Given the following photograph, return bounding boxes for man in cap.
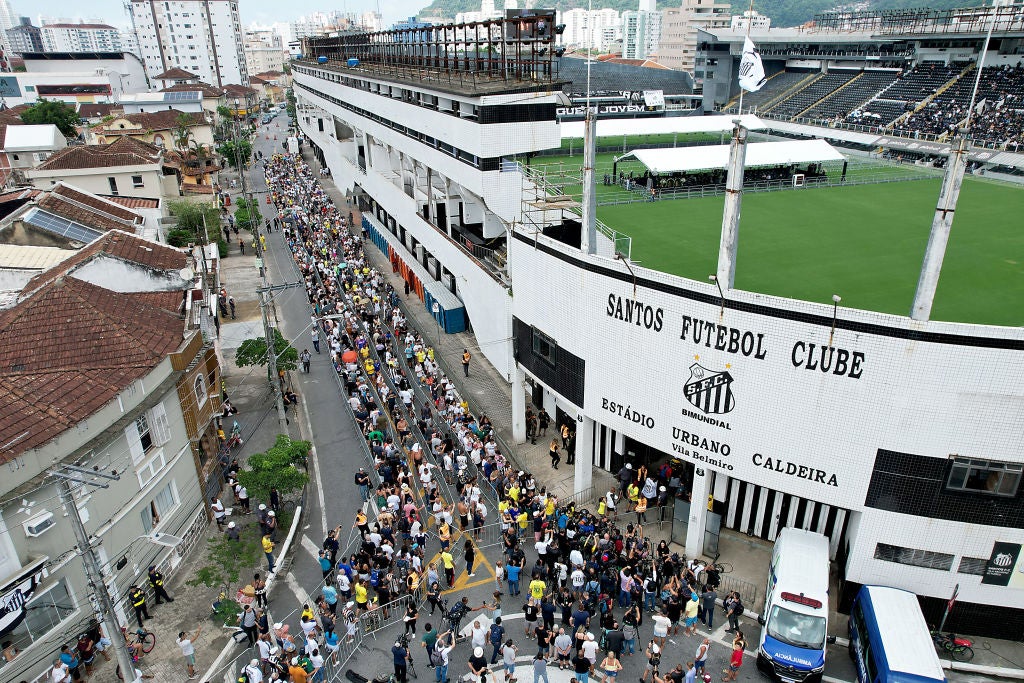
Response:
[242,657,263,682]
[289,656,309,683]
[148,565,173,604]
[226,521,240,541]
[128,584,149,628]
[468,646,489,683]
[393,638,410,683]
[355,467,370,501]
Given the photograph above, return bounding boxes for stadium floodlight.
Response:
[554,47,566,58]
[555,24,566,35]
[829,294,842,348]
[709,275,725,321]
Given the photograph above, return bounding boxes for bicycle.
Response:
[693,555,733,588]
[123,626,156,654]
[931,631,974,661]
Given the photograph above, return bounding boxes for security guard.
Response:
[128,585,149,628]
[148,565,174,604]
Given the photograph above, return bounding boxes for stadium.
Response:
[294,3,1024,640]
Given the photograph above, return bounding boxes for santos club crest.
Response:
[684,363,735,415]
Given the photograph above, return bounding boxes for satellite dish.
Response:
[178,267,195,281]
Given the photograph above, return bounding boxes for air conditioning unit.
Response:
[24,511,55,538]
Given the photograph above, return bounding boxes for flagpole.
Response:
[736,0,755,114]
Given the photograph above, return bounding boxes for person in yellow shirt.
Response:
[261,535,275,573]
[544,497,556,519]
[406,569,420,597]
[517,511,529,535]
[364,357,375,376]
[354,579,368,612]
[438,522,451,550]
[529,577,546,601]
[626,482,641,510]
[440,550,455,588]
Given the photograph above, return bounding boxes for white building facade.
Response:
[622,10,662,60]
[129,0,247,88]
[40,23,122,52]
[558,8,621,52]
[292,54,562,380]
[506,221,1024,637]
[244,27,284,76]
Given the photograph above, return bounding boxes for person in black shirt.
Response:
[468,646,489,682]
[572,651,592,681]
[605,623,624,656]
[655,663,685,683]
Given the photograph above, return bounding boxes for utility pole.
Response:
[53,468,140,683]
[259,282,292,434]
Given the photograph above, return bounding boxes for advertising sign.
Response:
[0,76,21,99]
[982,542,1024,587]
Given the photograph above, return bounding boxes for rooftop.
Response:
[41,22,117,30]
[35,182,143,233]
[33,137,163,172]
[557,56,692,96]
[77,103,118,119]
[0,273,186,462]
[3,124,65,152]
[98,109,207,134]
[154,67,199,80]
[160,82,225,98]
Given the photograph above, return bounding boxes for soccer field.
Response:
[596,178,1024,327]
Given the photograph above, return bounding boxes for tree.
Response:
[218,138,253,169]
[237,434,310,503]
[186,534,259,625]
[167,200,220,244]
[235,328,299,373]
[216,104,233,121]
[21,99,79,137]
[234,197,261,232]
[172,113,196,151]
[286,89,296,119]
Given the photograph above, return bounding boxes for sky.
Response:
[23,0,431,31]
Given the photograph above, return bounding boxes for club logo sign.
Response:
[0,573,39,638]
[993,553,1015,567]
[684,363,735,415]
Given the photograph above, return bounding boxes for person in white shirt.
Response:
[243,658,264,683]
[176,625,202,679]
[50,660,70,683]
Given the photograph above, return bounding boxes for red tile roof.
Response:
[78,103,117,118]
[33,138,162,172]
[0,104,31,127]
[249,76,268,85]
[160,82,225,98]
[33,183,143,233]
[22,229,186,295]
[99,110,207,134]
[100,195,160,209]
[0,276,187,462]
[223,84,258,97]
[154,67,198,80]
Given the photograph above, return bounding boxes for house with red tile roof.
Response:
[0,228,221,680]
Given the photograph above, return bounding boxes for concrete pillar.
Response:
[911,136,969,321]
[574,414,594,496]
[716,122,748,290]
[543,389,556,418]
[425,166,434,225]
[511,366,527,443]
[580,112,598,255]
[686,468,712,559]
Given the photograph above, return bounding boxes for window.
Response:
[874,543,954,571]
[947,457,1022,497]
[532,328,556,367]
[140,481,178,531]
[1,578,76,656]
[107,177,118,195]
[194,374,207,407]
[957,556,988,576]
[131,174,144,188]
[126,403,172,486]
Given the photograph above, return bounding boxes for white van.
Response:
[757,528,832,683]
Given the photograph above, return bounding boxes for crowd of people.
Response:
[246,151,752,683]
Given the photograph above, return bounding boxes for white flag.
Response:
[738,37,767,92]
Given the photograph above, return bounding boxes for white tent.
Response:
[559,114,765,139]
[617,139,845,174]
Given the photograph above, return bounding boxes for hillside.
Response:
[418,0,987,30]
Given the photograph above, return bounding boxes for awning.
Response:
[616,139,845,174]
[560,114,765,139]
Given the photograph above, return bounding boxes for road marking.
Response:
[286,571,311,606]
[301,534,321,563]
[297,354,328,536]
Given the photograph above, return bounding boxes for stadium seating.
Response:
[735,71,814,112]
[768,72,857,117]
[847,99,910,126]
[877,63,963,102]
[803,70,901,120]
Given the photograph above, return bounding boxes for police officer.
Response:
[128,585,149,628]
[148,566,174,604]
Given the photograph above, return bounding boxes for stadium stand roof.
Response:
[556,56,693,96]
[561,114,765,139]
[617,139,845,174]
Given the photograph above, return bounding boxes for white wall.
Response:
[28,167,172,200]
[509,230,1024,606]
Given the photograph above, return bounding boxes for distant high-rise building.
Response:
[638,0,657,12]
[40,22,122,52]
[657,0,731,73]
[730,10,770,31]
[622,5,662,60]
[557,8,621,53]
[129,0,247,88]
[0,0,16,34]
[7,17,42,54]
[244,27,284,76]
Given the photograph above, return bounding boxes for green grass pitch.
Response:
[596,179,1024,327]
